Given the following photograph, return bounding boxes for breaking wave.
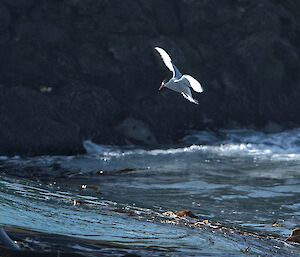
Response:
[83,129,300,161]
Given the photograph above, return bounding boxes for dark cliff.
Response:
[0,0,300,155]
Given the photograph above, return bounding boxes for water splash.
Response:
[82,129,300,161]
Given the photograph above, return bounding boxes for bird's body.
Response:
[164,75,199,104]
[154,47,203,104]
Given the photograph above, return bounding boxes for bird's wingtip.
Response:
[197,86,204,94]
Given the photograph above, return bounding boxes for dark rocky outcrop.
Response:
[0,0,300,155]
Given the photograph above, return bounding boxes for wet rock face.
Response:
[0,86,81,155]
[0,84,120,155]
[0,0,300,154]
[0,4,10,33]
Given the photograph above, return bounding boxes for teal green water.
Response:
[1,129,300,256]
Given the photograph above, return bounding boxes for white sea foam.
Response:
[83,129,300,161]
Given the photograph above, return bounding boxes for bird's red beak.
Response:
[159,82,164,90]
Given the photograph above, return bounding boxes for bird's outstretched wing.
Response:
[183,75,203,93]
[154,47,182,78]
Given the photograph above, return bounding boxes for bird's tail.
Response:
[181,92,198,104]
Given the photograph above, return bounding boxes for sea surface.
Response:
[1,129,300,256]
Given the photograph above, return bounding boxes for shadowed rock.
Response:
[116,118,157,145]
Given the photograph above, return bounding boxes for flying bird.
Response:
[154,47,203,104]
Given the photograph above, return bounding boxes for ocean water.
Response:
[1,129,300,256]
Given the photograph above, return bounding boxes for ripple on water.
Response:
[1,129,300,255]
